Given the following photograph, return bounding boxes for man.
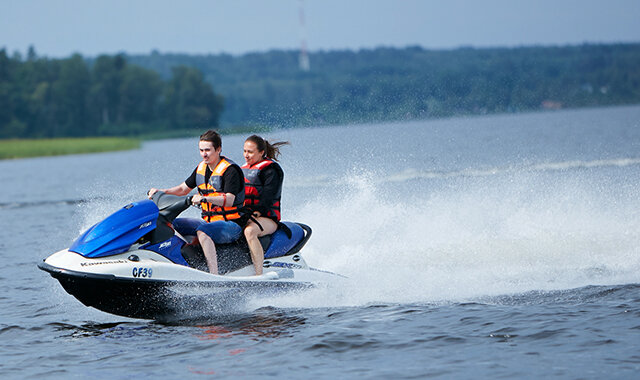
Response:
[148,130,245,274]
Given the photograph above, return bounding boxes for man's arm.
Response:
[192,166,242,207]
[192,193,236,207]
[148,182,192,198]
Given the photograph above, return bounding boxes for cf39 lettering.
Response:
[132,267,153,278]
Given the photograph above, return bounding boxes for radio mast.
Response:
[298,0,310,71]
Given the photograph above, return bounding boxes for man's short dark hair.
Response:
[200,130,221,149]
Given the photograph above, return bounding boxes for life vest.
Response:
[195,157,245,222]
[241,159,282,221]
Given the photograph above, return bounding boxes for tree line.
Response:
[1,43,639,138]
[0,47,223,138]
[129,43,640,127]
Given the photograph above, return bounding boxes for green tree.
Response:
[163,65,224,129]
[120,65,163,124]
[50,54,91,137]
[0,49,19,137]
[89,54,126,128]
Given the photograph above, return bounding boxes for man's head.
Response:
[199,130,222,165]
[200,129,221,149]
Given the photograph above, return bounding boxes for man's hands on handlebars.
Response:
[147,188,159,198]
[191,194,207,205]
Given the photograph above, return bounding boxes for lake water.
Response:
[1,105,640,378]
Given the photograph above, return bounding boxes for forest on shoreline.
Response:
[0,50,222,139]
[2,43,639,139]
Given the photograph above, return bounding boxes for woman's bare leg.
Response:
[244,217,278,275]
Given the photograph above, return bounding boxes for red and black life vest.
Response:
[241,159,282,221]
[195,158,245,222]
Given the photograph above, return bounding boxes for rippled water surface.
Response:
[1,106,640,378]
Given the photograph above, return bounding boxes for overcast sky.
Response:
[2,0,640,58]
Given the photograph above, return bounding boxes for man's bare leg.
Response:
[197,230,218,274]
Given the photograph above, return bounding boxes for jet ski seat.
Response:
[173,218,272,249]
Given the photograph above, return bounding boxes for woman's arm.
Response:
[257,164,283,214]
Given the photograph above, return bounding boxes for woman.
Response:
[241,135,289,275]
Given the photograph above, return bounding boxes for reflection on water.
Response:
[191,308,307,341]
[50,322,120,338]
[48,308,307,342]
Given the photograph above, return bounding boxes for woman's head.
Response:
[243,135,289,165]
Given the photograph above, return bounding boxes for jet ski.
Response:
[38,191,343,320]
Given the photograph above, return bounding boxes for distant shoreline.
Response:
[5,103,639,160]
[0,125,271,160]
[0,137,141,160]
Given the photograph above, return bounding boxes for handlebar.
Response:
[150,191,194,222]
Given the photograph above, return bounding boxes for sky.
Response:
[2,0,640,58]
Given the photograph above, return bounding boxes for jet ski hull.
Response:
[39,261,313,320]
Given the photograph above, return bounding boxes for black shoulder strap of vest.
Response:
[248,214,264,232]
[204,165,214,187]
[278,222,292,239]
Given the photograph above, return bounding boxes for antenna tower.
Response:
[298,0,310,71]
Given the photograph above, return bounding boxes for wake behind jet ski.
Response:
[38,192,343,320]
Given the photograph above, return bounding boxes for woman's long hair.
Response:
[246,135,289,161]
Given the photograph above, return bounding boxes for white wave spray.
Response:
[259,169,640,308]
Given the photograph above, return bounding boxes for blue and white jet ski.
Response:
[38,192,342,320]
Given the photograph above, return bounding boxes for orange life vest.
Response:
[241,159,282,221]
[195,158,245,222]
